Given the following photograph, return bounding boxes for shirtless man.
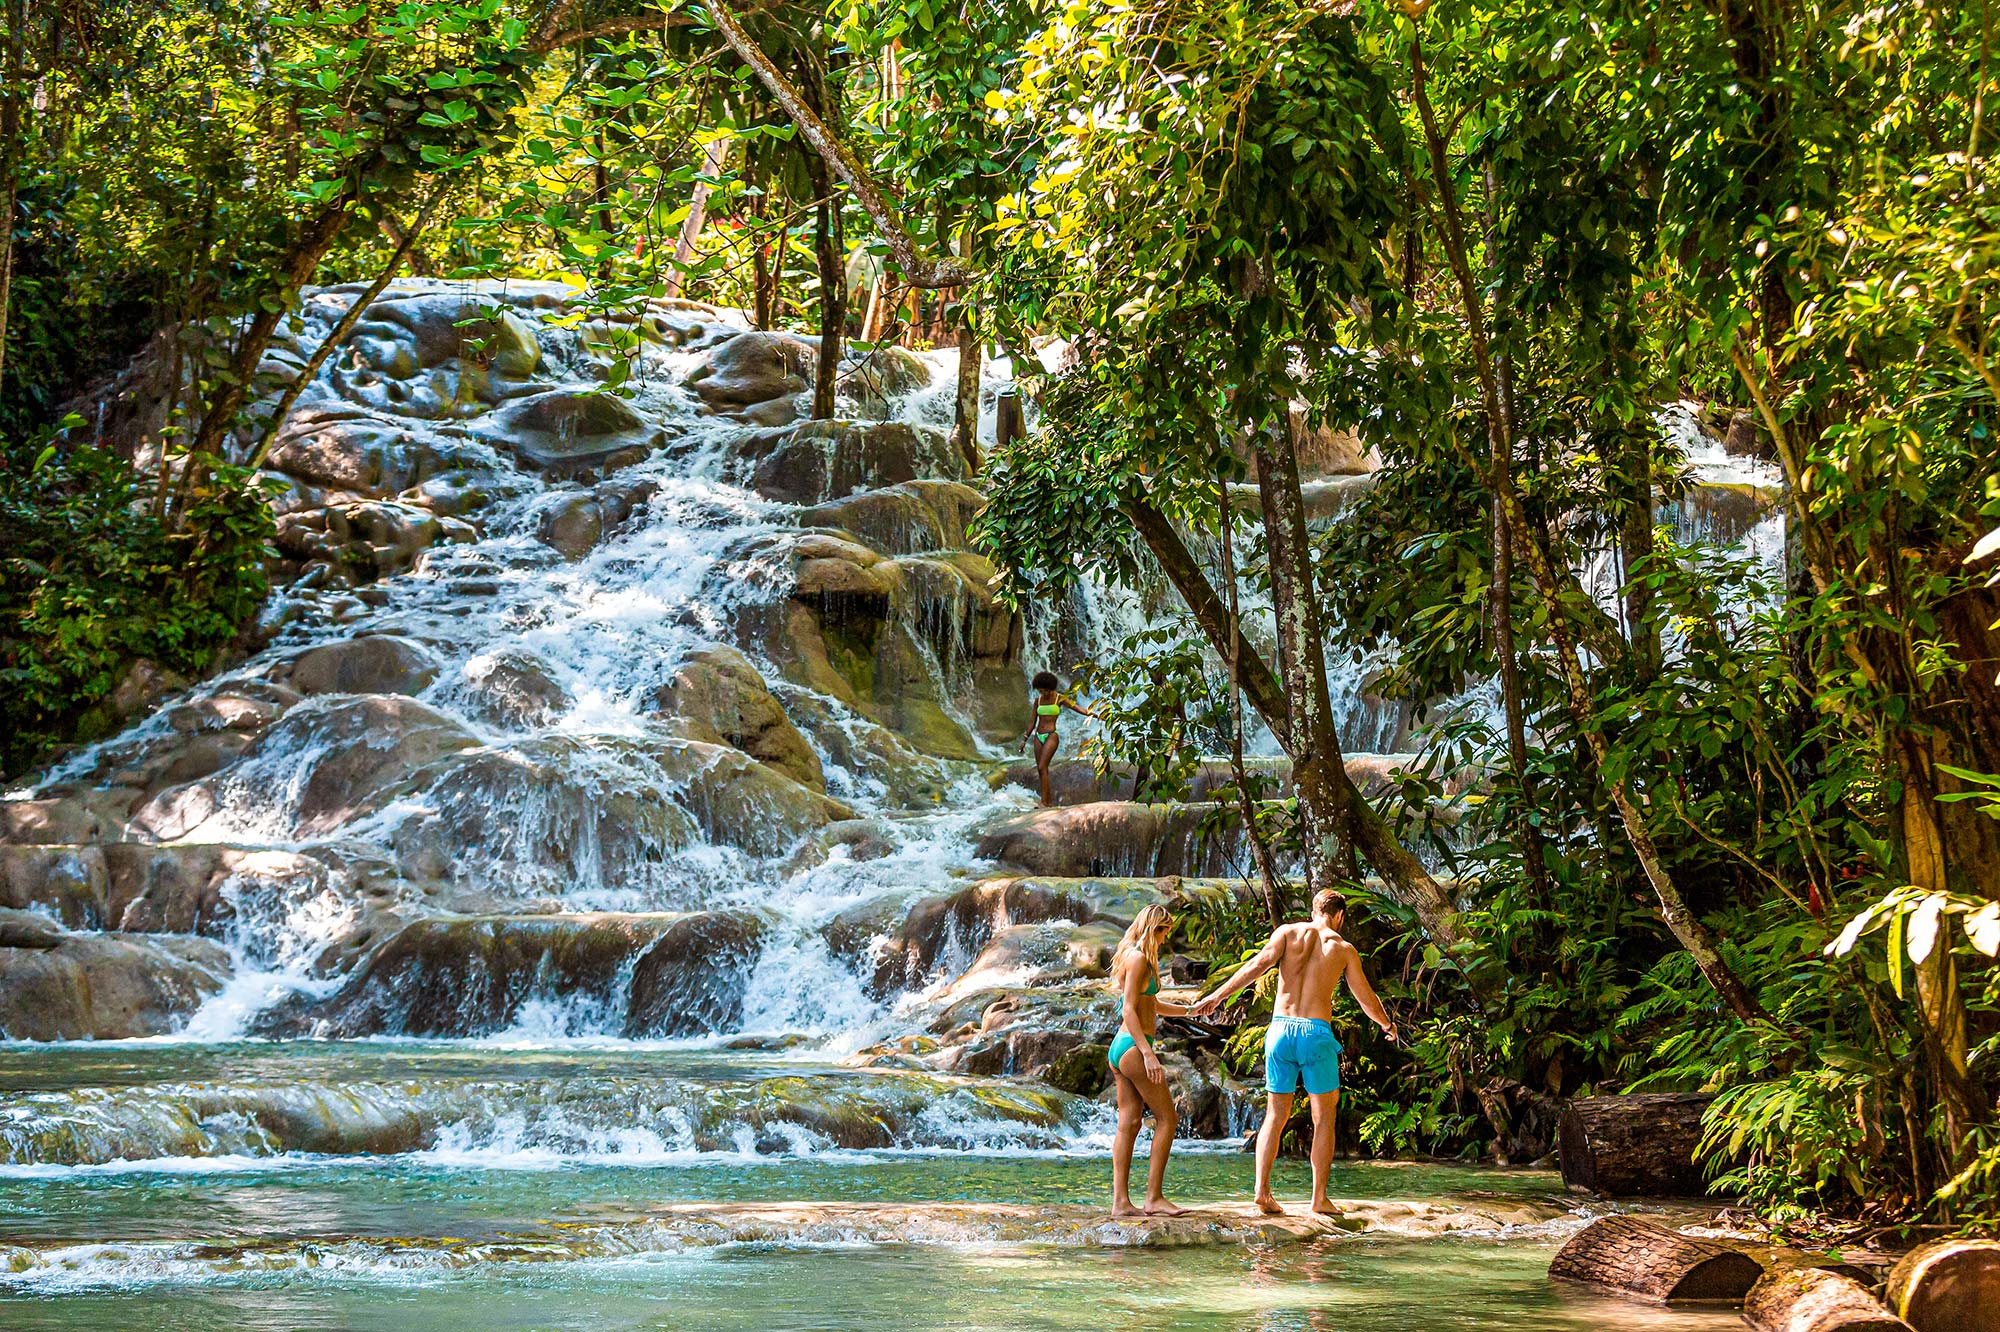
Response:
[1189,888,1397,1215]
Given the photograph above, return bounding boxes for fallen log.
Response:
[1884,1238,2000,1332]
[1746,1267,1913,1332]
[1557,1092,1715,1196]
[1547,1215,1762,1302]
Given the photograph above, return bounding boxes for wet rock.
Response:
[160,686,297,737]
[798,479,987,556]
[263,409,476,497]
[538,492,604,560]
[0,932,230,1040]
[626,910,772,1037]
[363,734,846,889]
[106,658,190,724]
[276,498,476,581]
[0,845,109,927]
[101,843,337,937]
[402,468,533,518]
[975,802,1261,879]
[1723,410,1774,460]
[132,696,481,841]
[475,388,665,476]
[458,647,573,729]
[860,878,1100,994]
[747,420,966,505]
[653,645,824,791]
[686,330,817,424]
[771,685,959,806]
[1042,1040,1113,1096]
[263,909,767,1039]
[0,907,65,949]
[367,736,701,890]
[274,635,442,697]
[818,818,894,862]
[0,794,133,846]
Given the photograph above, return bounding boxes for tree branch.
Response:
[703,0,974,288]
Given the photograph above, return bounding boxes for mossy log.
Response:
[1547,1215,1762,1302]
[1884,1238,2000,1332]
[1746,1267,1913,1332]
[1557,1092,1714,1196]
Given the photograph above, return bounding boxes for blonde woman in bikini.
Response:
[1107,903,1190,1217]
[1023,671,1096,807]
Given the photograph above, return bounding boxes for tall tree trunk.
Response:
[1120,491,1476,964]
[747,153,777,331]
[953,302,980,474]
[663,136,727,299]
[797,57,843,420]
[1614,422,1661,683]
[1250,413,1341,895]
[1218,474,1287,925]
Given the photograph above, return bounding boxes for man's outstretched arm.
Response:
[1343,946,1398,1042]
[1190,930,1284,1018]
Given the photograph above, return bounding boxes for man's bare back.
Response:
[1267,921,1359,1023]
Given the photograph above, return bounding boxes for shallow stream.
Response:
[0,1042,1742,1332]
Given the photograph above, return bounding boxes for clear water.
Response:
[0,1043,1738,1332]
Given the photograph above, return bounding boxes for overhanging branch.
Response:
[703,0,975,289]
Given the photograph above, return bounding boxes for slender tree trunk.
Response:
[1614,423,1661,682]
[1896,732,1977,1156]
[808,185,843,419]
[245,184,447,473]
[953,302,980,474]
[1408,28,1764,1022]
[663,136,727,299]
[1121,491,1476,963]
[172,189,360,526]
[747,154,776,330]
[377,210,435,278]
[1251,413,1341,894]
[797,57,844,420]
[1218,473,1286,925]
[705,0,970,288]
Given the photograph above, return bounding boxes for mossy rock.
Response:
[1044,1042,1112,1097]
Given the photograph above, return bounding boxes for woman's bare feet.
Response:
[1111,1200,1145,1218]
[1142,1198,1189,1217]
[1253,1194,1286,1216]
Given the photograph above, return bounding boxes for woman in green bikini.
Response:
[1107,903,1189,1217]
[1023,671,1096,807]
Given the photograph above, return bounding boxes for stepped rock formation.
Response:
[0,279,1291,1160]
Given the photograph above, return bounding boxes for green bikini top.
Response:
[1036,703,1060,716]
[1119,965,1159,1007]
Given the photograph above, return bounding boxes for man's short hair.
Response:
[1312,888,1347,921]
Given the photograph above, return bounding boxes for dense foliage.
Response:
[1,0,1997,1234]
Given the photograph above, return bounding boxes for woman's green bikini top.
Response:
[1119,964,1159,1008]
[1036,702,1060,716]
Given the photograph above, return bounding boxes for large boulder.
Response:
[100,843,338,937]
[130,696,481,842]
[685,330,817,424]
[853,878,1102,994]
[974,802,1257,878]
[260,909,767,1038]
[456,647,574,730]
[654,646,824,791]
[747,420,966,505]
[0,933,230,1040]
[362,734,847,892]
[273,635,442,698]
[263,409,481,497]
[273,500,475,581]
[798,479,986,556]
[0,845,109,927]
[475,388,665,476]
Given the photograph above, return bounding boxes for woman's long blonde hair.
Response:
[1109,904,1173,991]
